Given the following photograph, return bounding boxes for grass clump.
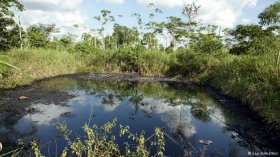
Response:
[0,46,175,88]
[0,48,86,88]
[172,47,280,129]
[207,53,280,127]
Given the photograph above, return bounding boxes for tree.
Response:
[142,32,157,49]
[26,24,59,48]
[229,1,280,55]
[112,24,137,48]
[191,33,224,54]
[0,14,22,51]
[0,0,24,51]
[93,10,115,49]
[0,0,23,77]
[181,1,201,47]
[60,33,75,47]
[182,1,200,33]
[164,16,187,49]
[258,1,280,65]
[145,3,162,50]
[258,1,280,26]
[229,24,280,55]
[0,0,24,16]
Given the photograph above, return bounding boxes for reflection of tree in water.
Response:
[164,97,181,106]
[138,97,197,156]
[100,92,121,112]
[102,93,115,105]
[128,85,144,119]
[138,98,196,139]
[189,98,211,122]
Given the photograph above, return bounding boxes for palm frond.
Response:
[0,60,20,71]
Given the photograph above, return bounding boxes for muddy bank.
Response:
[0,73,187,91]
[79,73,187,83]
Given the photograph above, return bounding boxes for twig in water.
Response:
[145,127,165,143]
[199,140,213,157]
[55,139,58,157]
[0,147,24,157]
[88,103,94,126]
[163,131,180,146]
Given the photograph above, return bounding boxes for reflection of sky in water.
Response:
[6,84,252,156]
[208,106,226,127]
[14,103,72,134]
[138,98,196,138]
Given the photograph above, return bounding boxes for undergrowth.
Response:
[30,119,165,157]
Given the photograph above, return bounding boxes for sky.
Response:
[15,0,278,36]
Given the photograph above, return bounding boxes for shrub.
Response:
[31,119,165,157]
[191,34,224,54]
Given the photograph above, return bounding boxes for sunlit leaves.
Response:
[0,0,24,17]
[259,1,280,26]
[51,119,166,156]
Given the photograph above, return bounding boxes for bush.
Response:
[191,34,224,54]
[69,42,99,55]
[113,46,140,72]
[31,119,165,157]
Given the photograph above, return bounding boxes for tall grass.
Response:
[208,53,280,128]
[76,46,176,76]
[174,49,280,129]
[0,48,86,88]
[0,47,175,88]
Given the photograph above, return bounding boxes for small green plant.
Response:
[31,141,44,157]
[31,119,165,157]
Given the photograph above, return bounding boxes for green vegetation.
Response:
[30,119,165,157]
[0,47,175,87]
[0,48,85,87]
[0,0,280,153]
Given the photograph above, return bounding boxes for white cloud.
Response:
[18,0,88,36]
[19,10,88,35]
[22,0,84,11]
[196,0,257,27]
[137,0,183,8]
[97,0,124,4]
[16,0,259,37]
[137,0,258,28]
[241,18,252,24]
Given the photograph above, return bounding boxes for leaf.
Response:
[0,60,20,71]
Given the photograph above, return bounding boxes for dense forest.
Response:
[0,0,280,155]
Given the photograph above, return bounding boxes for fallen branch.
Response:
[145,127,165,143]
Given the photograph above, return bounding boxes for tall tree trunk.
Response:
[109,35,111,47]
[18,16,23,50]
[277,50,280,66]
